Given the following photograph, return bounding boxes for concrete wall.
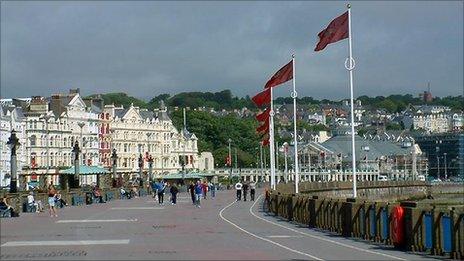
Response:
[277,181,429,201]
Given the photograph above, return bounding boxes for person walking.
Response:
[235,181,243,201]
[201,181,208,200]
[188,181,196,205]
[243,181,249,201]
[47,182,58,217]
[157,180,166,205]
[194,180,203,208]
[210,183,216,198]
[250,181,256,201]
[170,183,179,205]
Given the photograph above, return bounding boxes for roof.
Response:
[61,165,110,175]
[153,172,215,180]
[320,134,411,161]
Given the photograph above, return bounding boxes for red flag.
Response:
[256,108,270,122]
[264,60,293,89]
[314,11,348,52]
[262,139,270,146]
[226,155,231,166]
[252,88,271,107]
[256,118,269,133]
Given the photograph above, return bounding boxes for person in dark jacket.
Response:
[170,183,179,205]
[242,181,249,201]
[188,181,195,205]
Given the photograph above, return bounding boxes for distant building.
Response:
[413,133,464,179]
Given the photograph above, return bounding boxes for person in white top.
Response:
[235,181,243,201]
[27,192,43,213]
[250,181,256,201]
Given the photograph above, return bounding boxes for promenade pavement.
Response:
[0,189,441,260]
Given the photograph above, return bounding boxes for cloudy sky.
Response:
[1,1,462,100]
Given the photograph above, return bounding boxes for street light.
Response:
[228,138,232,181]
[283,142,289,182]
[7,129,20,193]
[71,141,81,188]
[443,153,447,180]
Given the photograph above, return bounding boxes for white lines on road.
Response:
[56,219,137,223]
[267,235,303,238]
[111,207,165,210]
[219,200,323,261]
[250,195,406,261]
[1,239,130,247]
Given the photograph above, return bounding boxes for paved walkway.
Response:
[0,190,440,260]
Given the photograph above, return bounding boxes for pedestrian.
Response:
[157,180,166,205]
[170,183,179,205]
[188,181,196,205]
[235,180,243,201]
[243,181,249,201]
[47,182,58,217]
[194,180,203,208]
[210,183,216,198]
[250,181,256,201]
[55,191,69,207]
[202,181,208,200]
[0,197,13,217]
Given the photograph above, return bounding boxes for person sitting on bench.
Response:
[0,197,13,217]
[54,191,68,208]
[27,192,44,212]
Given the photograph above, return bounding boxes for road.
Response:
[0,190,440,260]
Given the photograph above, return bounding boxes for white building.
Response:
[105,102,200,176]
[0,105,27,187]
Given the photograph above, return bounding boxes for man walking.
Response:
[243,181,249,201]
[194,180,203,208]
[210,183,216,198]
[250,181,256,201]
[170,183,179,205]
[202,181,208,200]
[188,181,196,205]
[157,180,166,205]
[235,180,243,201]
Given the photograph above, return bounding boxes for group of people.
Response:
[188,180,217,208]
[150,180,181,205]
[235,180,256,201]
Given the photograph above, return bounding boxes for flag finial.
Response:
[347,3,351,8]
[292,54,295,58]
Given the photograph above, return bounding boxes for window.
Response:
[30,135,37,146]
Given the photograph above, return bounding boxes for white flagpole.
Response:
[292,54,299,194]
[269,86,276,190]
[345,4,357,198]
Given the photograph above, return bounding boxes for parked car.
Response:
[378,175,388,181]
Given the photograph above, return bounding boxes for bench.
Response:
[72,195,85,206]
[0,208,12,218]
[105,191,115,202]
[139,189,147,197]
[22,202,36,213]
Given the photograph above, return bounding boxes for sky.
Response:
[1,1,463,100]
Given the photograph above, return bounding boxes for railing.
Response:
[267,192,463,259]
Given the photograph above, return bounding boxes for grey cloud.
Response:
[1,1,462,100]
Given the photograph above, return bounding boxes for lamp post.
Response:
[283,142,289,183]
[148,155,153,182]
[7,130,20,193]
[78,122,85,184]
[138,153,144,187]
[71,141,81,188]
[443,153,447,180]
[41,114,51,176]
[228,138,232,181]
[111,148,119,187]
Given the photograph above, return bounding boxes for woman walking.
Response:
[48,182,58,217]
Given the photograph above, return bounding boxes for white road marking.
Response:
[111,207,165,210]
[57,219,137,223]
[250,195,406,261]
[219,200,323,260]
[1,239,130,247]
[267,235,303,238]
